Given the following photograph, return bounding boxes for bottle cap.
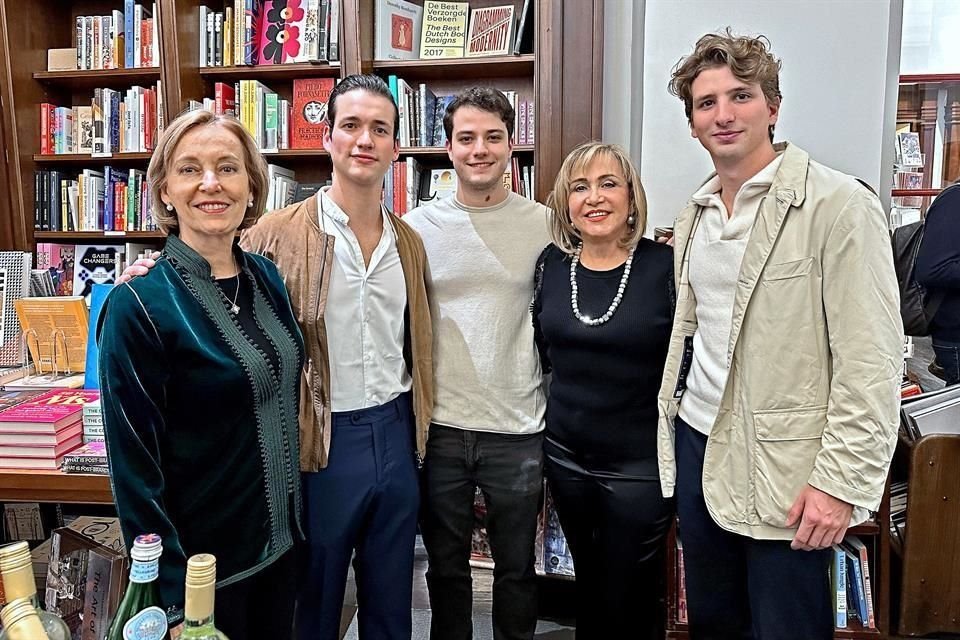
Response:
[131,533,163,563]
[186,554,217,588]
[0,542,30,574]
[0,597,39,629]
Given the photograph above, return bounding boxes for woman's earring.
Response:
[165,203,174,212]
[627,214,636,226]
[247,200,254,208]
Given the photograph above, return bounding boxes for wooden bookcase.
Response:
[0,0,604,251]
[893,433,960,637]
[664,488,893,640]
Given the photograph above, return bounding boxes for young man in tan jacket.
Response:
[657,32,902,638]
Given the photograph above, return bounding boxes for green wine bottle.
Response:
[0,541,70,640]
[106,533,169,640]
[0,598,51,640]
[181,554,229,640]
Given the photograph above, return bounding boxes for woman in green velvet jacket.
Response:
[98,110,304,639]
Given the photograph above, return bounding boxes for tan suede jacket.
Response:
[241,193,434,471]
[657,142,903,540]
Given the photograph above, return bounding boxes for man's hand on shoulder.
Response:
[786,484,853,551]
[117,251,161,284]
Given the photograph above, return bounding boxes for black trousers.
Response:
[544,438,674,640]
[674,416,833,640]
[215,548,297,640]
[421,424,544,640]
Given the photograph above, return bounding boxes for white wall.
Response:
[631,0,904,230]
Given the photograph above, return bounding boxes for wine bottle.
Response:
[0,598,51,640]
[181,554,228,640]
[0,541,70,640]
[105,533,169,640]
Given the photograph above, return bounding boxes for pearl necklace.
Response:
[569,243,635,326]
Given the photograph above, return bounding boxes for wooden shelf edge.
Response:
[0,469,113,505]
[900,73,960,84]
[34,68,161,82]
[891,188,942,197]
[198,63,341,79]
[33,153,152,163]
[34,231,164,240]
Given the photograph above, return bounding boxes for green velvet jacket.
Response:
[97,234,305,621]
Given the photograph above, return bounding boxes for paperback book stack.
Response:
[62,441,108,475]
[82,399,103,443]
[0,389,99,470]
[900,385,960,441]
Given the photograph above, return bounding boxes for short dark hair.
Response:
[443,86,515,142]
[326,74,400,141]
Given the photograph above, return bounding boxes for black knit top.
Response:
[532,240,674,477]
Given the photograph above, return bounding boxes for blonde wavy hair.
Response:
[668,29,782,141]
[147,109,269,235]
[546,142,647,255]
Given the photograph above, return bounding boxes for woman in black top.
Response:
[532,142,675,639]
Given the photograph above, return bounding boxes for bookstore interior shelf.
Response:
[33,67,162,88]
[34,231,164,241]
[198,62,342,80]
[367,54,536,81]
[666,624,881,640]
[33,152,153,164]
[0,469,112,505]
[399,144,534,156]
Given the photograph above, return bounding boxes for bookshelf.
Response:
[664,486,893,640]
[0,0,603,249]
[0,469,112,505]
[896,74,959,201]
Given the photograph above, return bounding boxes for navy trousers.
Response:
[674,416,833,640]
[297,393,420,640]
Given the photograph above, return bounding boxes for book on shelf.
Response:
[900,384,960,440]
[0,252,34,368]
[419,1,468,59]
[14,296,89,373]
[0,389,45,412]
[83,284,113,391]
[292,77,336,149]
[513,0,534,55]
[69,4,158,71]
[266,164,298,212]
[74,245,124,303]
[200,0,339,67]
[375,0,423,60]
[676,538,688,624]
[0,432,83,459]
[62,440,107,467]
[896,131,923,168]
[465,5,515,57]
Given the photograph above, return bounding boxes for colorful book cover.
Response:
[256,0,306,64]
[374,0,422,60]
[73,245,123,304]
[465,5,514,57]
[15,297,89,373]
[0,389,100,432]
[36,244,75,296]
[419,1,468,58]
[83,284,112,390]
[291,77,335,149]
[0,252,34,367]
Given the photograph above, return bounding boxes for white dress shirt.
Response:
[318,188,411,412]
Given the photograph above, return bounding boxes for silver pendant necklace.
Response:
[569,243,635,326]
[216,258,241,315]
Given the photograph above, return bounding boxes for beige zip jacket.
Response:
[657,142,903,540]
[241,193,434,472]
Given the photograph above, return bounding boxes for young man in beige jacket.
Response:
[657,31,902,638]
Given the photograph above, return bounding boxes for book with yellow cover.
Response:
[419,1,468,59]
[14,297,89,373]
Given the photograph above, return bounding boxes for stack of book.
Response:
[0,389,99,470]
[62,441,108,475]
[82,399,103,443]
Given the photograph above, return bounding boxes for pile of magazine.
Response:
[900,385,960,441]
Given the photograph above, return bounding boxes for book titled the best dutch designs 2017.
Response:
[419,1,469,59]
[465,5,515,58]
[375,0,423,60]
